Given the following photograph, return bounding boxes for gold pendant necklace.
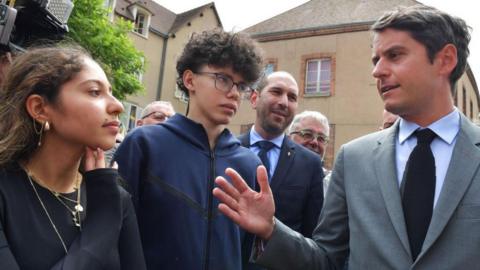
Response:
[26,169,84,229]
[22,165,84,255]
[51,191,83,229]
[26,173,69,254]
[50,173,83,229]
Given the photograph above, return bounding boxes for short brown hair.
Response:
[371,5,471,93]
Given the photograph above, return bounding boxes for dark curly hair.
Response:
[176,28,264,97]
[371,5,471,94]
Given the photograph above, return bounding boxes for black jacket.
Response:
[0,165,146,270]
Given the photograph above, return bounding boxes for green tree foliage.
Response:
[67,0,144,99]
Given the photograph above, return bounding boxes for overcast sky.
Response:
[153,0,479,82]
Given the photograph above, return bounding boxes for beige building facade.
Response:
[239,0,479,168]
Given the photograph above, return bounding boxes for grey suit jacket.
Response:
[256,114,480,270]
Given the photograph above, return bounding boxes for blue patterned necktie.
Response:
[255,140,275,179]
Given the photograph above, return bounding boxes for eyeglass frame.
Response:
[141,111,169,121]
[193,71,253,96]
[290,129,329,144]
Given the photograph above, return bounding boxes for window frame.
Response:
[264,58,278,76]
[305,58,331,95]
[299,53,335,97]
[134,12,146,35]
[130,6,151,38]
[120,102,142,132]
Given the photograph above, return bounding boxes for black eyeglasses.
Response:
[290,129,329,144]
[141,111,169,121]
[194,71,252,96]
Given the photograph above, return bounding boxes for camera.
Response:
[0,0,73,52]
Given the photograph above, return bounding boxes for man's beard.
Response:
[259,112,292,136]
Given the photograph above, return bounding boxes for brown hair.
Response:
[371,5,471,93]
[0,45,92,166]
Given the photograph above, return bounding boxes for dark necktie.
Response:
[255,141,275,179]
[402,128,437,261]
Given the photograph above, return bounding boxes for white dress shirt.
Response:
[249,127,284,178]
[396,109,460,207]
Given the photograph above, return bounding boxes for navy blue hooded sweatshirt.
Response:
[115,114,260,270]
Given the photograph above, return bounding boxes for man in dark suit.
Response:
[238,71,324,237]
[214,5,479,269]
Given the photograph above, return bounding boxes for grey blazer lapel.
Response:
[420,115,480,258]
[373,123,411,255]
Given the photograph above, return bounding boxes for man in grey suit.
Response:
[213,5,476,269]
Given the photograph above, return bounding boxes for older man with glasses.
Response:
[136,100,175,126]
[289,111,330,159]
[288,111,331,196]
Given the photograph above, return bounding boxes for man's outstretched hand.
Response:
[213,166,276,240]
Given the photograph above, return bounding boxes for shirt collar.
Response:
[250,126,284,148]
[398,109,460,145]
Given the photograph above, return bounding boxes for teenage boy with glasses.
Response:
[115,28,264,270]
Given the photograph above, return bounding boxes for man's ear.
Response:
[25,94,50,123]
[182,70,196,96]
[436,43,458,77]
[250,90,259,109]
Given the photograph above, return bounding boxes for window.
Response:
[128,5,150,37]
[265,63,275,76]
[103,0,116,21]
[462,86,466,115]
[128,105,137,131]
[134,12,146,35]
[305,58,331,96]
[263,58,277,76]
[120,102,142,132]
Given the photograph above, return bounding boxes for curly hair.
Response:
[176,28,264,96]
[0,45,91,166]
[371,5,471,93]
